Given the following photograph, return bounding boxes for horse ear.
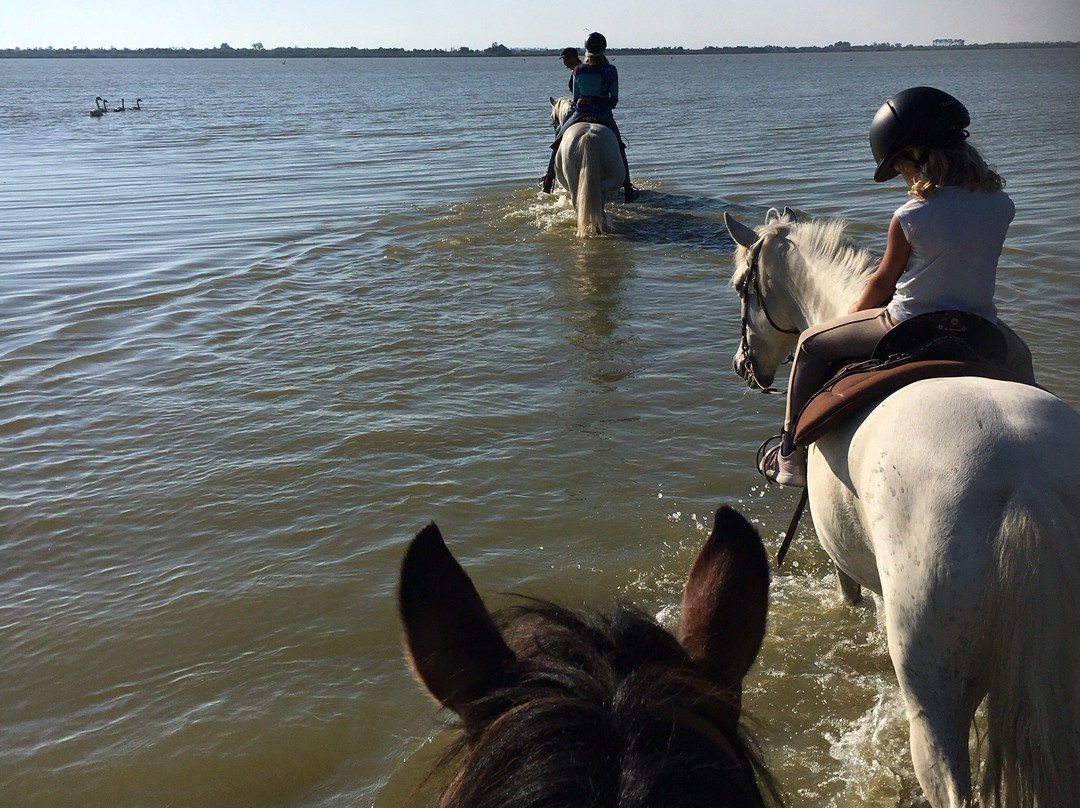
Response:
[399,523,516,717]
[549,96,556,107]
[678,506,770,694]
[780,206,797,223]
[724,211,759,249]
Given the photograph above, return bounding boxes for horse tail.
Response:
[576,132,606,237]
[980,495,1080,807]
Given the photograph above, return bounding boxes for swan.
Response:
[110,99,127,112]
[130,98,142,110]
[89,96,106,117]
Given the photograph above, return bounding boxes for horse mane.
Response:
[790,218,878,282]
[551,96,574,127]
[429,598,783,808]
[731,217,877,293]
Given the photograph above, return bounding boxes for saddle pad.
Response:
[792,359,1014,447]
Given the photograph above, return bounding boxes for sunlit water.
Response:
[1,49,1079,807]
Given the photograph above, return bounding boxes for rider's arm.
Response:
[607,66,619,108]
[849,215,911,313]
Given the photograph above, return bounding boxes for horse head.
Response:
[724,208,804,389]
[398,506,779,808]
[549,95,573,130]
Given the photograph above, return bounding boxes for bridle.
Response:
[736,237,810,566]
[734,239,800,394]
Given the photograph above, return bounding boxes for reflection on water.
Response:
[563,244,635,391]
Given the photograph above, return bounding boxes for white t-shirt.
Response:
[887,186,1015,322]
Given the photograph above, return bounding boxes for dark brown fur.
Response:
[399,506,782,808]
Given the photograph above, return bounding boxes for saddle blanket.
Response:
[793,357,1020,446]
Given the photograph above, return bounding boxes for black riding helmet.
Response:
[585,32,607,53]
[869,86,970,182]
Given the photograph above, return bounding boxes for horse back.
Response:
[812,378,1080,587]
[557,124,625,191]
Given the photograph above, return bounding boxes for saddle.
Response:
[792,311,1020,446]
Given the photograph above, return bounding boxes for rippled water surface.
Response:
[2,49,1079,807]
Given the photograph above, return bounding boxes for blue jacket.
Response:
[571,63,619,116]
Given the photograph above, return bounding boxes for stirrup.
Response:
[756,434,807,488]
[756,435,782,479]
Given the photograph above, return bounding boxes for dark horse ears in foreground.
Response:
[397,505,782,808]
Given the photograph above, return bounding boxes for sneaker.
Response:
[540,175,555,194]
[758,443,807,488]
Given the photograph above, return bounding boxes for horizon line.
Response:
[3,39,1078,54]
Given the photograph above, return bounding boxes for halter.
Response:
[734,239,800,394]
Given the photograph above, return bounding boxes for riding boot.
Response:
[540,147,559,193]
[758,430,806,488]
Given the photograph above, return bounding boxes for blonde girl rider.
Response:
[761,86,1035,487]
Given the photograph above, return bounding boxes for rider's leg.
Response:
[603,118,636,198]
[784,308,892,437]
[542,112,581,191]
[543,150,557,192]
[763,308,892,485]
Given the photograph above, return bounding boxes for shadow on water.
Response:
[613,189,738,253]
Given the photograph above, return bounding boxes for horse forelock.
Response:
[434,600,779,808]
[728,221,796,292]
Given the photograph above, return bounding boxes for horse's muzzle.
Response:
[733,349,770,391]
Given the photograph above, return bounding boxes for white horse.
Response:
[548,96,626,237]
[725,207,1080,808]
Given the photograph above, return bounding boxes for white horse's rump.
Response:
[726,208,1080,808]
[549,97,626,237]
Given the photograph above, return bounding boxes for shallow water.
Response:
[1,48,1079,807]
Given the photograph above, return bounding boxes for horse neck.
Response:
[556,97,573,125]
[781,225,876,328]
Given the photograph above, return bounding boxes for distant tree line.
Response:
[2,40,1077,59]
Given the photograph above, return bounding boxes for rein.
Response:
[738,238,809,565]
[735,240,800,394]
[776,488,809,566]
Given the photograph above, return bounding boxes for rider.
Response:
[540,32,638,202]
[559,46,581,90]
[759,86,1035,488]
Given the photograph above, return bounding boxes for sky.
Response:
[4,0,1080,51]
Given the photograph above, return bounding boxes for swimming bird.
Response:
[89,96,106,117]
[130,98,142,110]
[110,99,127,112]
